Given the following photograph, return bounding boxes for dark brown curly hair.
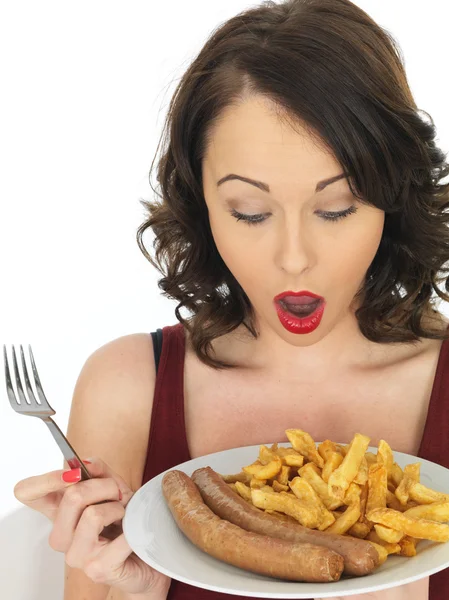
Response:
[137,0,449,370]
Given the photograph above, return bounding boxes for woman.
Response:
[12,0,449,599]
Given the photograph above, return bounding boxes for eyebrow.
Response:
[216,172,347,193]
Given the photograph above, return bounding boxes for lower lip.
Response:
[275,300,325,334]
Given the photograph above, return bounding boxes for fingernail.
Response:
[82,459,92,464]
[118,489,123,501]
[62,468,81,483]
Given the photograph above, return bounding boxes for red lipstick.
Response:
[273,290,325,334]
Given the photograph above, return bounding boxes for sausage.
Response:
[191,466,379,577]
[162,469,344,582]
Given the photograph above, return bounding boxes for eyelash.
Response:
[230,205,358,226]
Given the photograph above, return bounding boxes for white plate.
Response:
[122,443,449,598]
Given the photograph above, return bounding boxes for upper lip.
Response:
[274,290,324,302]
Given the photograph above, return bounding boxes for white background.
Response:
[1,0,448,596]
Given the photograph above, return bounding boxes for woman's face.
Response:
[202,95,385,346]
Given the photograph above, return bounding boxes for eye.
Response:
[230,205,358,226]
[316,205,358,222]
[230,208,269,226]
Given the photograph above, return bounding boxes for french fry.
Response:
[221,472,252,484]
[344,482,362,505]
[398,535,418,557]
[336,444,349,457]
[404,501,449,523]
[366,530,401,555]
[260,485,276,493]
[234,481,252,502]
[285,429,324,468]
[354,456,369,485]
[366,463,387,517]
[259,445,278,465]
[276,465,291,486]
[322,451,344,483]
[299,462,344,510]
[228,427,449,572]
[367,541,388,565]
[272,480,289,493]
[374,524,404,543]
[274,446,305,468]
[408,482,449,505]
[274,445,297,456]
[264,509,296,523]
[395,463,420,505]
[243,456,282,480]
[376,440,394,479]
[387,481,396,494]
[318,440,341,461]
[367,507,449,542]
[325,497,361,535]
[386,489,417,512]
[358,481,371,526]
[289,477,335,530]
[250,477,267,489]
[390,463,404,487]
[365,452,378,466]
[347,522,371,538]
[299,462,321,477]
[328,433,371,500]
[251,488,322,528]
[283,454,305,468]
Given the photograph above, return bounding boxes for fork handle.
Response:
[43,418,122,540]
[43,418,91,480]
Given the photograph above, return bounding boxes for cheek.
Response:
[329,219,383,285]
[210,217,252,272]
[212,224,267,288]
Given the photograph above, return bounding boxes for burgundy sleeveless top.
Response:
[142,323,449,600]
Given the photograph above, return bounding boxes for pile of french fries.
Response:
[222,429,449,565]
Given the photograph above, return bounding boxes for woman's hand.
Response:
[14,457,171,598]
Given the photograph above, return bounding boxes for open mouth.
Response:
[274,291,325,334]
[278,298,322,318]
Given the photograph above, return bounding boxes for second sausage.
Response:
[191,466,379,577]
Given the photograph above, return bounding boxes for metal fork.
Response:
[4,344,91,481]
[4,344,122,539]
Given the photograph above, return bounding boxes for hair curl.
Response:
[137,0,449,370]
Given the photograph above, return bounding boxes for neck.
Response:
[247,308,378,378]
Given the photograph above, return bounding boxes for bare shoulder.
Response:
[371,310,449,378]
[412,309,449,361]
[66,333,156,491]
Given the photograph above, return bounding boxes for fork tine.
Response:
[20,345,40,406]
[4,345,20,408]
[11,346,30,405]
[28,345,51,407]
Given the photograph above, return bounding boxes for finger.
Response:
[82,534,169,593]
[50,478,122,552]
[78,458,134,505]
[14,469,81,506]
[65,501,125,570]
[81,534,135,587]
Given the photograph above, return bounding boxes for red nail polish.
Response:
[118,489,123,501]
[62,468,81,483]
[82,460,92,464]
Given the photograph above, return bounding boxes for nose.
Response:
[275,220,315,276]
